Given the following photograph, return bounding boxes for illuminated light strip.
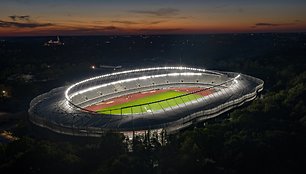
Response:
[65,67,209,101]
[233,74,241,84]
[235,74,241,79]
[68,72,202,99]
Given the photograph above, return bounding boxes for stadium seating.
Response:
[69,70,231,107]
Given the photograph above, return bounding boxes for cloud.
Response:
[252,22,295,28]
[111,20,166,25]
[100,26,118,30]
[0,15,54,28]
[9,15,30,21]
[70,25,122,32]
[255,23,282,27]
[111,20,139,25]
[92,21,106,24]
[148,21,165,24]
[14,25,124,36]
[0,20,54,28]
[130,8,180,17]
[206,3,244,14]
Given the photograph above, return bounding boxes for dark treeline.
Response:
[0,33,306,173]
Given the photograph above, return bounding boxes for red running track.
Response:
[84,87,215,112]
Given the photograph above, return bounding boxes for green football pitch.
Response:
[98,90,202,115]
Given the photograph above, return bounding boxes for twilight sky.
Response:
[0,0,306,36]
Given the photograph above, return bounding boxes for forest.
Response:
[0,33,306,173]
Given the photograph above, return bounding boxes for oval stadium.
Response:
[28,67,264,138]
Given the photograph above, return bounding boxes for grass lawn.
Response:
[98,90,202,115]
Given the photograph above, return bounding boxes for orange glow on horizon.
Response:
[1,21,305,36]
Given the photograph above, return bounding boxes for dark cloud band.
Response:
[0,20,54,28]
[9,15,30,21]
[130,8,180,17]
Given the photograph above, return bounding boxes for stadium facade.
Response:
[28,67,264,138]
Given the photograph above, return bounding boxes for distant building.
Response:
[7,74,34,82]
[44,36,64,46]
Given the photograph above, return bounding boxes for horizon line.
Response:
[1,31,305,38]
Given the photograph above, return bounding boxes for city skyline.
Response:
[0,0,306,36]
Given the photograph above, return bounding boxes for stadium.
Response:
[28,67,264,138]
